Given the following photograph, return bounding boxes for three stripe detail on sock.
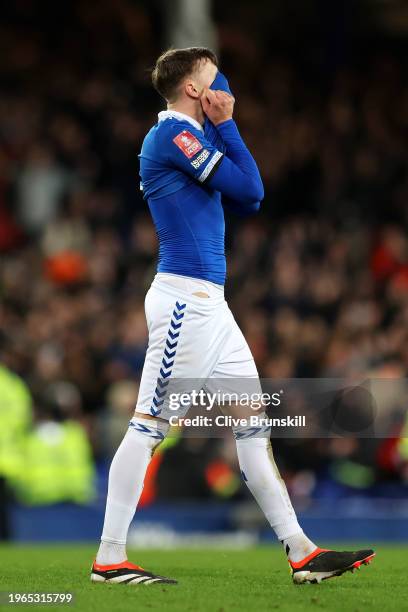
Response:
[234,425,271,440]
[128,420,165,440]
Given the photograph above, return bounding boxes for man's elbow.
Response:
[253,180,264,203]
[241,179,264,205]
[244,200,261,215]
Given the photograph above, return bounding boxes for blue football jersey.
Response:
[139,111,226,284]
[139,96,264,285]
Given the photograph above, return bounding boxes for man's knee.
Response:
[129,415,170,451]
[134,410,169,425]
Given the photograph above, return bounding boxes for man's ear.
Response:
[184,79,200,99]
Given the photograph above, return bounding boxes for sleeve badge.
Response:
[173,130,203,158]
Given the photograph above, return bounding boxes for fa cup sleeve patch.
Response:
[173,130,203,158]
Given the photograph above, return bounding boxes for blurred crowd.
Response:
[1,0,408,508]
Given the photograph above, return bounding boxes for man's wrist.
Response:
[214,117,235,128]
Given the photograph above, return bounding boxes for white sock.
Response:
[96,541,126,566]
[235,427,316,560]
[96,416,169,565]
[282,532,317,563]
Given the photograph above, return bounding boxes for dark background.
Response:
[0,0,407,536]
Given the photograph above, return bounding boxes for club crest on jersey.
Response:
[173,130,203,158]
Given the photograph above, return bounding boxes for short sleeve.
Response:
[163,122,224,184]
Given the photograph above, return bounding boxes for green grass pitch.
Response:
[0,544,404,611]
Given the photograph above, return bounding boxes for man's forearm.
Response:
[207,118,264,207]
[216,119,263,184]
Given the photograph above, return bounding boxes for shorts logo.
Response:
[173,130,203,158]
[191,149,210,169]
[150,300,187,417]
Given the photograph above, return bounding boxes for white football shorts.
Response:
[135,273,261,420]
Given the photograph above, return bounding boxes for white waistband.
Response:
[155,273,224,298]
